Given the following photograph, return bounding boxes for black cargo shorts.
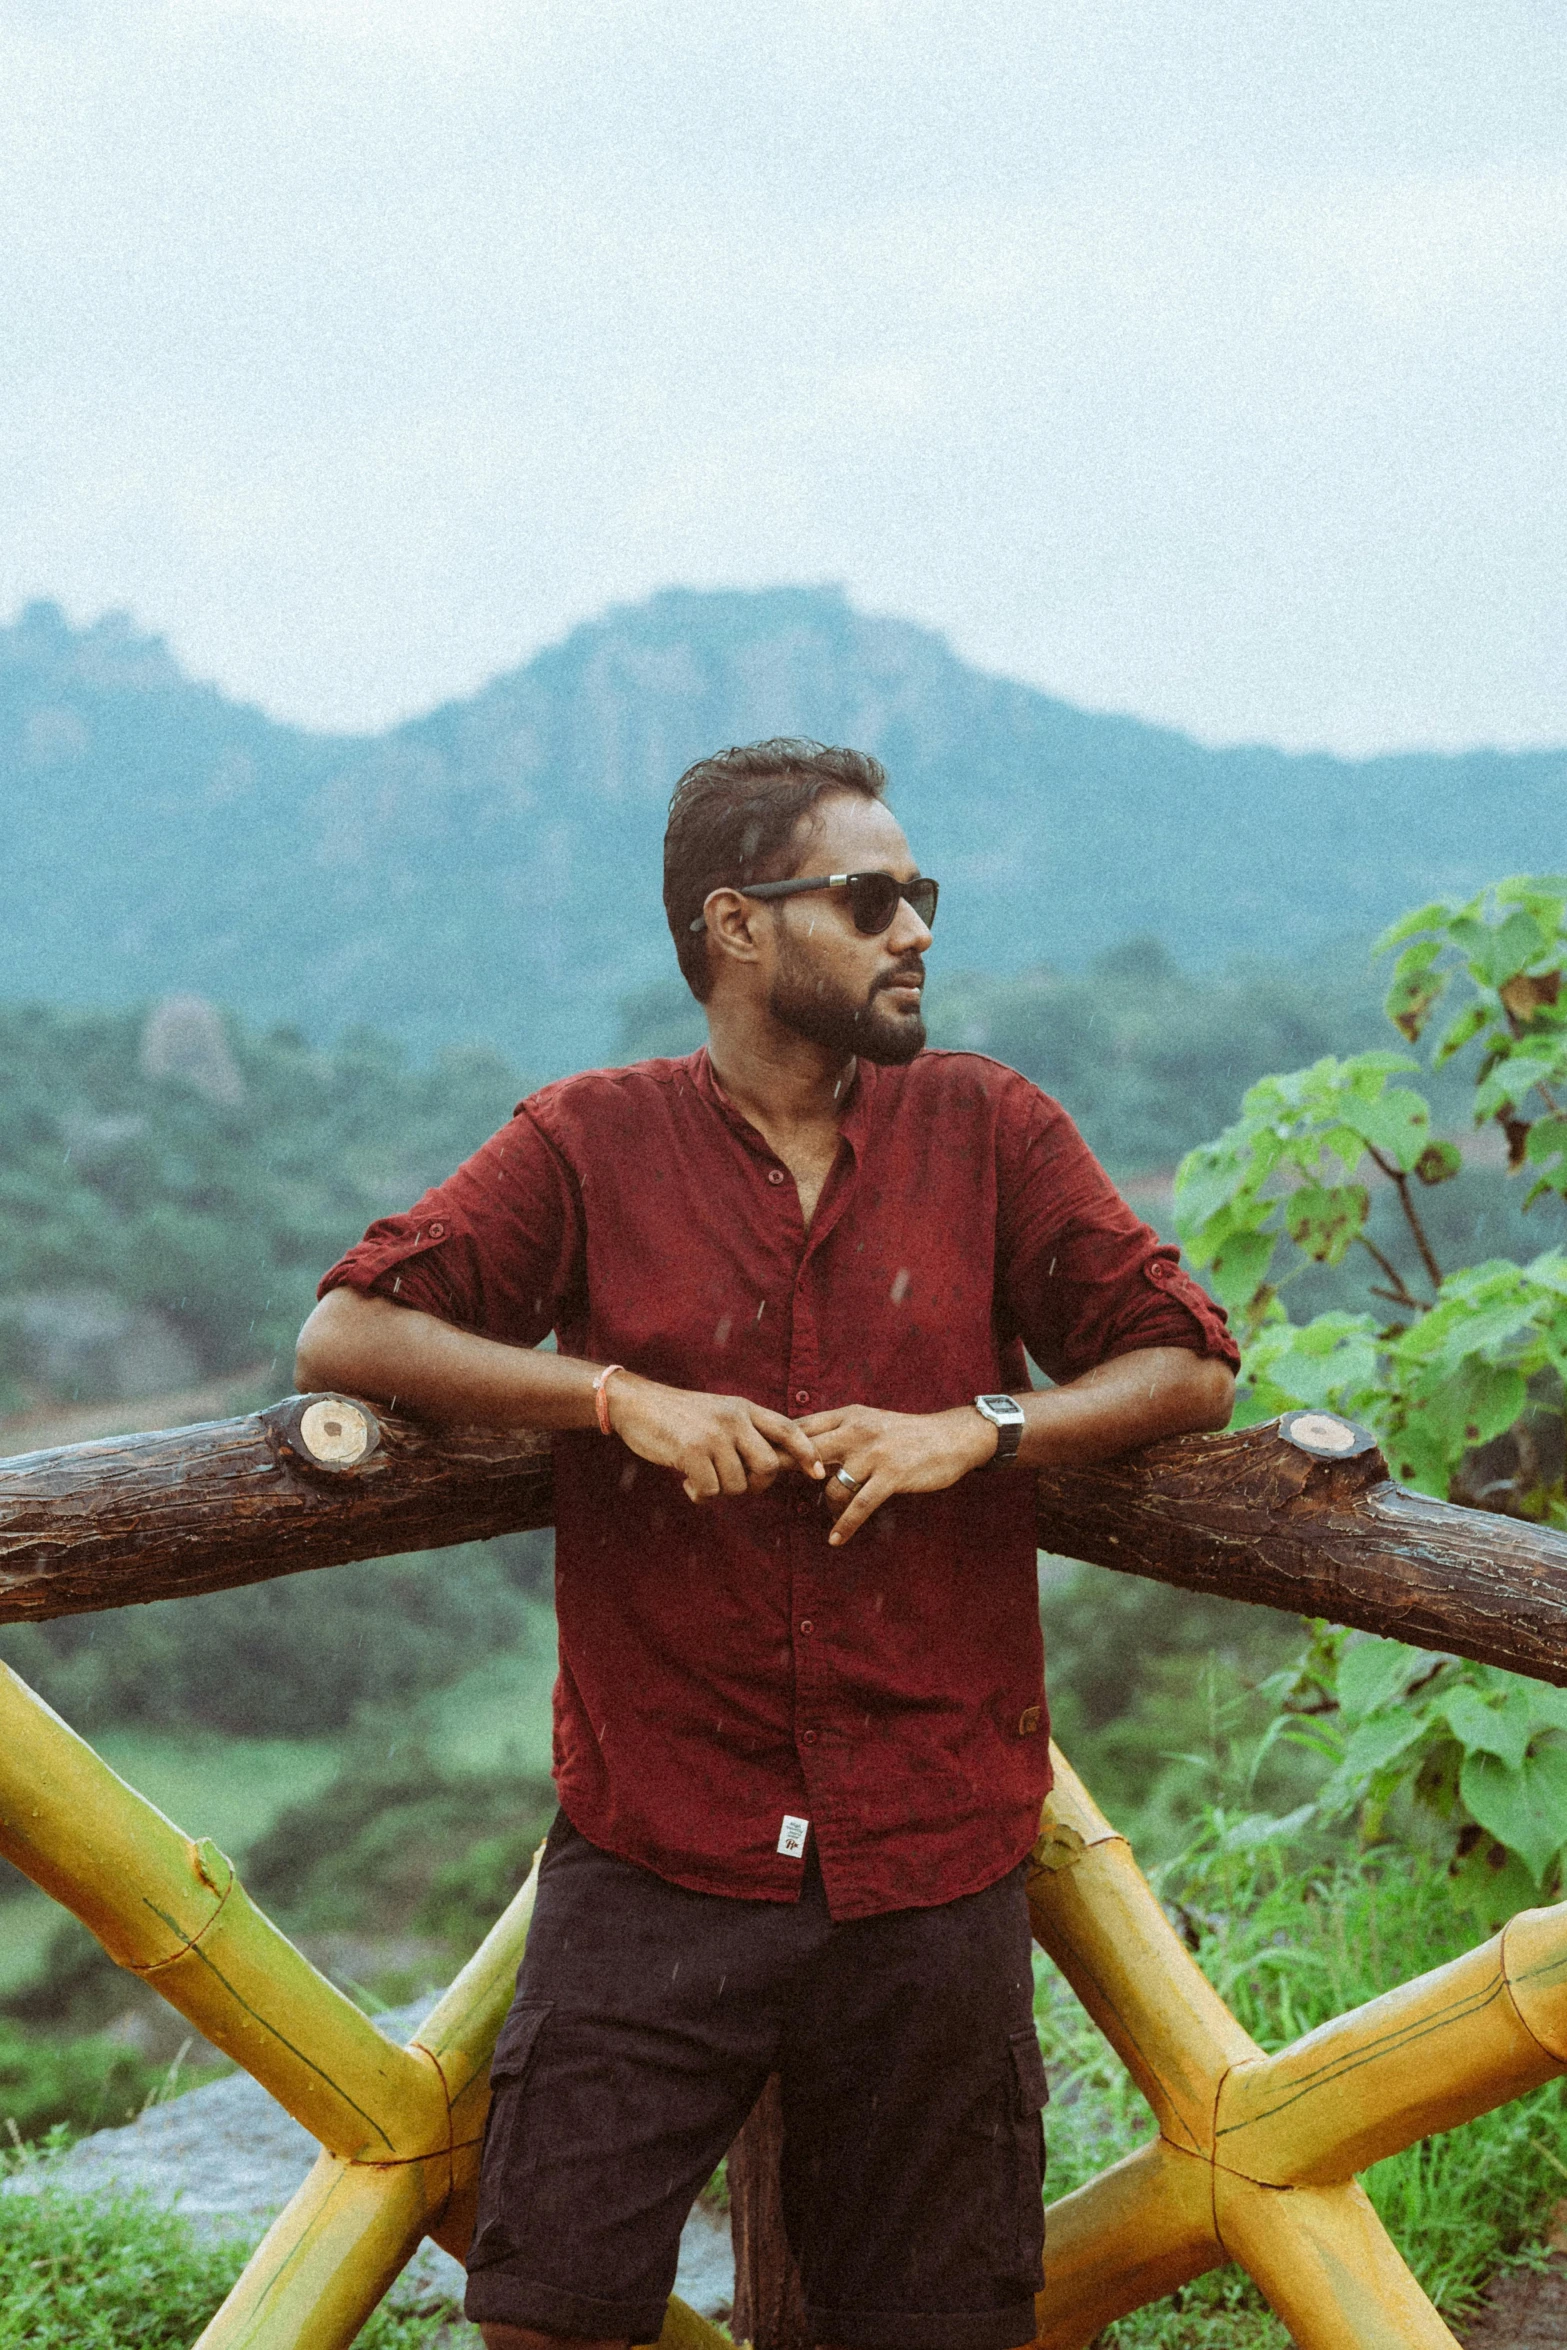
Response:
[464,1814,1047,2349]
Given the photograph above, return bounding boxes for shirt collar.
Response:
[688,1044,877,1162]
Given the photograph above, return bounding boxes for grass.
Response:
[1036,1824,1567,2345]
[0,1729,345,2017]
[0,1892,65,2002]
[89,1730,343,1859]
[0,2174,469,2348]
[399,1602,558,1779]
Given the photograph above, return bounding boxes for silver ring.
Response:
[834,1467,861,1493]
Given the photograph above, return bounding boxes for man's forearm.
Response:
[1013,1345,1234,1470]
[295,1287,602,1428]
[294,1288,827,1497]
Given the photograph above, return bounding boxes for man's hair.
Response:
[663,738,889,1001]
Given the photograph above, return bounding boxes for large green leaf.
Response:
[1460,1740,1567,1886]
[1384,940,1448,1043]
[1343,1711,1432,1781]
[1242,1313,1382,1413]
[1402,1280,1545,1373]
[1402,1356,1527,1462]
[1372,901,1453,954]
[1336,1637,1431,1724]
[1317,1712,1431,1823]
[1284,1181,1368,1265]
[1173,1143,1254,1235]
[1433,999,1491,1064]
[1340,1086,1432,1171]
[1495,873,1567,917]
[1436,1682,1536,1773]
[1476,1050,1567,1120]
[1413,1141,1461,1186]
[1473,906,1549,989]
[1206,1225,1277,1312]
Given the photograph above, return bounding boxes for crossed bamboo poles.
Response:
[6,1649,1567,2347]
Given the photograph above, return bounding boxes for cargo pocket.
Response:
[468,1999,553,2271]
[1008,2026,1049,2285]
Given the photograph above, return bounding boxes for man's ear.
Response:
[702,888,767,971]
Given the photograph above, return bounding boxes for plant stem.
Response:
[1366,1146,1446,1295]
[1356,1231,1425,1313]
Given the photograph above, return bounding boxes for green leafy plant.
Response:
[1261,1629,1567,1918]
[1175,878,1567,1901]
[1176,875,1567,1522]
[1382,876,1567,1209]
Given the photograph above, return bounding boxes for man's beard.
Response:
[768,944,927,1065]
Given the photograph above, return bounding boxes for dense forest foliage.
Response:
[2,933,1543,1421]
[0,1004,526,1412]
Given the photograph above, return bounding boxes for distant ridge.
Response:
[2,588,1561,1072]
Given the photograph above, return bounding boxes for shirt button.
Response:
[767,1168,787,1186]
[795,1389,810,1404]
[426,1220,446,1238]
[800,1619,814,1636]
[802,1728,818,1745]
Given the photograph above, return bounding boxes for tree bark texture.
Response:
[728,2076,809,2350]
[0,1395,552,1624]
[1033,1419,1567,1685]
[2,1397,1566,1688]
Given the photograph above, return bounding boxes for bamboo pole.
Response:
[0,1660,441,2159]
[1022,1746,1567,2350]
[0,1669,730,2350]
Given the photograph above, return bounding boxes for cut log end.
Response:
[1278,1409,1380,1462]
[268,1394,382,1474]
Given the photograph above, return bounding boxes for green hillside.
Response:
[3,589,1562,1074]
[0,1002,526,1412]
[0,945,1535,1419]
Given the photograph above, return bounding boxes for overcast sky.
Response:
[2,0,1563,752]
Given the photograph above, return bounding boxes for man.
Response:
[298,738,1237,2350]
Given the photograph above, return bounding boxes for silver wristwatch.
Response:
[973,1393,1026,1468]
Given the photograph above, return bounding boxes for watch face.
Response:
[977,1394,1024,1423]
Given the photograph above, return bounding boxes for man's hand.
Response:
[798,1405,996,1546]
[800,1349,1235,1545]
[606,1372,826,1503]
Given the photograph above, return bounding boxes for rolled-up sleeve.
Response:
[317,1106,585,1347]
[996,1081,1239,1384]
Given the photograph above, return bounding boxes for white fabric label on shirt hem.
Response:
[778,1814,809,1859]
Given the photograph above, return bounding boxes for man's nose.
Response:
[889,895,933,953]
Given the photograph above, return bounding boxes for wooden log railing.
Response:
[4,1395,1567,1688]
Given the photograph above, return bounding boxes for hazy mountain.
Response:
[3,588,1561,1073]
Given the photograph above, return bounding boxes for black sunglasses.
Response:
[690,871,939,937]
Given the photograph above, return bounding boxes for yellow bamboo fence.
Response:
[4,1398,1567,2345]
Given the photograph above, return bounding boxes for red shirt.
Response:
[320,1048,1236,1920]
